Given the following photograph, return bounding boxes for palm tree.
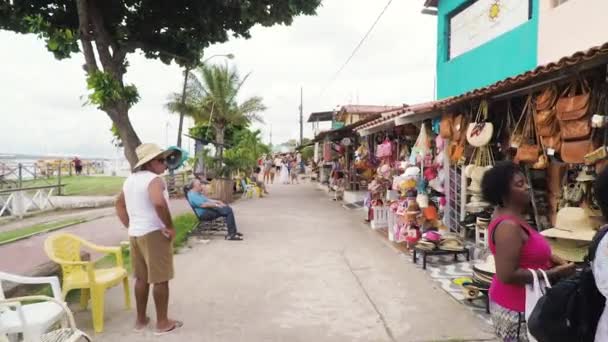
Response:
[188,64,266,162]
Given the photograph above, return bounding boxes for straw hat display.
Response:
[575,171,596,183]
[541,207,597,242]
[546,239,590,263]
[439,234,465,251]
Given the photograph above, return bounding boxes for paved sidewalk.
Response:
[79,183,496,342]
[0,199,191,275]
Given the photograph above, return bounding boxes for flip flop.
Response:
[133,317,150,333]
[154,320,183,336]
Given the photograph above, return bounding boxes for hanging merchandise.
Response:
[440,114,453,139]
[514,96,542,164]
[466,100,494,147]
[376,138,393,159]
[534,85,560,138]
[449,113,467,164]
[323,142,332,162]
[412,123,432,161]
[556,79,591,141]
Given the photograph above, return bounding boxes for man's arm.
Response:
[148,178,174,235]
[115,191,129,228]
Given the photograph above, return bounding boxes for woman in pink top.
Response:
[481,162,575,341]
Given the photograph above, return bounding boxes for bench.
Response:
[183,186,227,235]
[412,247,470,270]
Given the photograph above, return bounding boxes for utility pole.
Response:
[269,125,273,146]
[299,87,303,146]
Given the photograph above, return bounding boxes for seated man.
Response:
[187,179,243,241]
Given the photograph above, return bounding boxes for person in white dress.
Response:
[279,158,290,184]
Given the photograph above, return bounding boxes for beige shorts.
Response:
[129,230,174,284]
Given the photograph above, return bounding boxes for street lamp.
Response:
[202,53,235,64]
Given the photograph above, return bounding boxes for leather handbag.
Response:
[536,85,558,112]
[561,138,594,164]
[540,135,562,153]
[440,114,453,139]
[451,114,465,142]
[556,80,591,140]
[514,96,541,164]
[535,108,559,137]
[449,141,465,164]
[466,101,494,147]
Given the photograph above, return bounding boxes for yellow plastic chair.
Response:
[44,233,130,333]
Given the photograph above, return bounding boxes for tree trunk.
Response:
[111,108,142,168]
[214,124,225,161]
[176,67,191,148]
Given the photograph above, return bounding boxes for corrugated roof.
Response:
[440,42,608,108]
[339,105,401,115]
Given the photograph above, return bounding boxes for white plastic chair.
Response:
[0,272,91,342]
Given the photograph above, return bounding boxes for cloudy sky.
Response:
[0,0,437,159]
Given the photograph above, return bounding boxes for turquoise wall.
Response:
[436,0,539,99]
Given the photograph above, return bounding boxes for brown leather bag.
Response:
[541,135,562,152]
[451,114,465,142]
[535,109,559,137]
[556,80,591,140]
[515,144,541,163]
[536,85,558,111]
[561,139,594,164]
[449,141,465,164]
[440,114,453,139]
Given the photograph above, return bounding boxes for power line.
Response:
[321,0,394,96]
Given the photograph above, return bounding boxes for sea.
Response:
[0,154,132,179]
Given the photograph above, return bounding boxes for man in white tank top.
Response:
[115,143,183,335]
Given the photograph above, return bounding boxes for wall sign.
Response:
[449,0,531,59]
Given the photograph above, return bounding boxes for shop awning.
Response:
[313,114,382,142]
[307,111,334,123]
[355,100,446,136]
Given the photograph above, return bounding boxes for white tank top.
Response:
[123,171,169,237]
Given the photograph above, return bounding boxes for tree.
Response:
[186,64,266,163]
[1,0,321,167]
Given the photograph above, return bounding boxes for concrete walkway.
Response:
[79,182,496,342]
[0,199,191,275]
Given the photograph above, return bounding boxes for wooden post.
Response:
[18,163,22,189]
[69,161,72,176]
[57,162,62,196]
[33,164,37,180]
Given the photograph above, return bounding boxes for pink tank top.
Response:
[488,215,552,312]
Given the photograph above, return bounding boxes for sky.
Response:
[0,0,437,159]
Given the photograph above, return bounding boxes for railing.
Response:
[0,185,65,218]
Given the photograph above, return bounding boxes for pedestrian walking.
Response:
[73,156,83,175]
[279,157,289,184]
[481,161,575,342]
[290,160,299,184]
[115,143,183,335]
[263,156,273,184]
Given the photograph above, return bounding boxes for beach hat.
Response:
[473,255,496,275]
[468,180,482,194]
[133,143,177,171]
[404,166,421,178]
[575,171,596,182]
[546,238,590,262]
[541,207,597,242]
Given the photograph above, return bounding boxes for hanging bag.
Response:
[535,85,560,138]
[515,96,541,163]
[466,101,494,147]
[376,138,393,158]
[561,129,596,164]
[440,114,453,139]
[556,80,591,140]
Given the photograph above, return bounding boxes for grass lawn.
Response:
[21,175,125,197]
[0,217,87,244]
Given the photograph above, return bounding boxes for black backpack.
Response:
[528,226,608,342]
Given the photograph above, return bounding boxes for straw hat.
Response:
[133,143,176,171]
[546,238,590,262]
[541,207,597,242]
[473,255,496,275]
[439,237,465,251]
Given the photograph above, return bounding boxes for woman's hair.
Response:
[594,166,608,219]
[481,161,522,207]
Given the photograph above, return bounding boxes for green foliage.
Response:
[301,146,314,161]
[23,15,79,59]
[189,123,248,149]
[223,129,270,173]
[2,1,321,67]
[86,71,139,109]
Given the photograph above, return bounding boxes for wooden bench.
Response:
[412,247,470,270]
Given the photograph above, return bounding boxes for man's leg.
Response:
[130,237,150,329]
[146,231,178,332]
[216,206,238,236]
[153,281,171,329]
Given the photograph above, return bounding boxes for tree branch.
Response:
[75,0,98,73]
[87,0,120,78]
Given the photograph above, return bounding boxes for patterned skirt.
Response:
[490,301,529,342]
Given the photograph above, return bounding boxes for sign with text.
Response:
[449,0,530,59]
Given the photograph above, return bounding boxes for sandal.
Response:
[133,317,150,333]
[235,232,244,237]
[225,234,243,241]
[154,320,183,336]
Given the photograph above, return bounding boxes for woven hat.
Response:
[541,207,597,242]
[133,143,176,171]
[439,237,465,251]
[473,255,496,275]
[546,238,590,262]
